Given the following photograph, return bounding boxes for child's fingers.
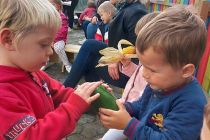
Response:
[99,111,111,121]
[74,81,102,103]
[101,83,113,93]
[87,93,100,104]
[76,81,101,95]
[85,81,102,96]
[99,112,114,128]
[75,82,90,93]
[99,108,115,116]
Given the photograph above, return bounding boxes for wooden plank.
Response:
[65,44,81,53]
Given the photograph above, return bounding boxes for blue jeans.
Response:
[81,20,91,38]
[64,39,129,88]
[86,23,98,39]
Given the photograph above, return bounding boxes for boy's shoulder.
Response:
[163,79,207,107]
[143,79,206,104]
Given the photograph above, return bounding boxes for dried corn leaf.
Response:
[97,39,136,67]
[96,55,123,67]
[117,39,134,53]
[99,47,120,56]
[98,55,123,64]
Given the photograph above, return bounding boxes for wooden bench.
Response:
[65,44,81,54]
[61,44,81,72]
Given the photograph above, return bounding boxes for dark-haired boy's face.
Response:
[137,47,186,91]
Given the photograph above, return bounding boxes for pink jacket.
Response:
[54,12,68,43]
[119,62,147,103]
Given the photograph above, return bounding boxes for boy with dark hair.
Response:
[99,5,207,140]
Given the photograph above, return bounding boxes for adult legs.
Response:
[86,23,98,39]
[82,20,91,38]
[64,39,129,88]
[65,0,79,28]
[95,66,129,88]
[64,39,107,88]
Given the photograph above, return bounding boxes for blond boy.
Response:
[0,0,103,139]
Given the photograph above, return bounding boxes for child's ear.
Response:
[0,28,15,51]
[182,64,195,78]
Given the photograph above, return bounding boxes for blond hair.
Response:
[135,12,160,35]
[0,0,61,45]
[98,1,117,17]
[136,5,207,68]
[52,0,62,5]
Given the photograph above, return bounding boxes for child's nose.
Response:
[47,46,53,56]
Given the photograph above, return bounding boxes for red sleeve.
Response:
[0,93,88,140]
[18,94,89,140]
[0,71,89,140]
[79,9,88,23]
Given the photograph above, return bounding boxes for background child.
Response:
[50,0,72,73]
[79,0,96,38]
[0,0,103,139]
[95,1,117,44]
[201,99,210,140]
[101,12,159,140]
[99,5,207,140]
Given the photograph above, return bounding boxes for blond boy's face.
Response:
[137,47,186,91]
[10,26,56,72]
[98,10,112,24]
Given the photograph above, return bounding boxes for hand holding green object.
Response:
[92,85,119,111]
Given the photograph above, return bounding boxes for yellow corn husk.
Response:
[118,39,134,46]
[99,47,120,56]
[96,55,123,67]
[98,55,123,64]
[122,46,136,54]
[97,39,137,67]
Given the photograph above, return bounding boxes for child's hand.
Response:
[108,63,120,80]
[99,100,132,129]
[101,83,113,93]
[74,81,102,104]
[121,56,131,68]
[91,16,98,24]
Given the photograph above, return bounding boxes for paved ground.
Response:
[45,28,122,140]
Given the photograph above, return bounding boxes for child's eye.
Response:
[41,44,51,48]
[150,69,156,72]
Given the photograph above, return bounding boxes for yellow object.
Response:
[97,39,137,67]
[122,46,136,54]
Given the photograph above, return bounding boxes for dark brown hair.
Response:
[135,12,160,35]
[136,5,207,68]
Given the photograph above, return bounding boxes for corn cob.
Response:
[122,46,136,54]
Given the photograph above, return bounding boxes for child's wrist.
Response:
[122,62,131,68]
